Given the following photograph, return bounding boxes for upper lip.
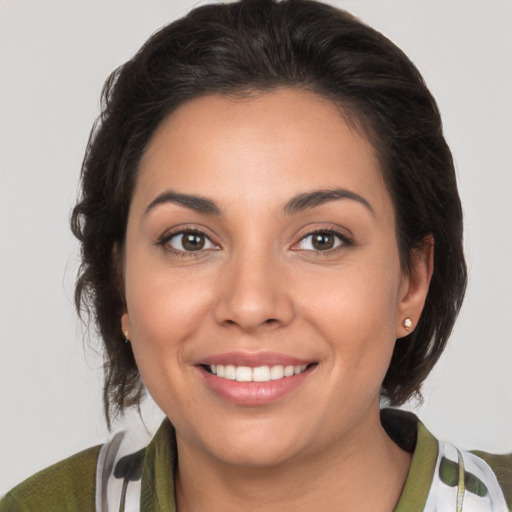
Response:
[196,351,314,367]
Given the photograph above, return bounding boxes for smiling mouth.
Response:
[202,363,314,382]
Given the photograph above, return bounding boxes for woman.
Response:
[1,0,510,510]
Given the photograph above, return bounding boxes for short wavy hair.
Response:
[71,0,467,424]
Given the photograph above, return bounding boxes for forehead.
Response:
[135,88,392,217]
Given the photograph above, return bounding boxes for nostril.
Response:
[221,317,279,329]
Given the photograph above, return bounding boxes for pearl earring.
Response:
[403,318,412,330]
[124,330,130,344]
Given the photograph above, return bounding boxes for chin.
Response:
[194,416,313,469]
[212,436,307,469]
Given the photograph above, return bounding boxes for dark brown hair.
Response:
[71,0,467,424]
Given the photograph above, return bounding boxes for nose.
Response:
[213,251,295,333]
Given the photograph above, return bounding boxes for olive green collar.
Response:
[391,414,438,511]
[140,418,177,511]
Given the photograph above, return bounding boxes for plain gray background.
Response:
[1,0,511,495]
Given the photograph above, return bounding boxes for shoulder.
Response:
[0,444,101,512]
[471,450,512,508]
[381,408,512,511]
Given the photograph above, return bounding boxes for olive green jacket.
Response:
[2,410,511,511]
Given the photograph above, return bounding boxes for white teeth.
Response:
[253,366,271,382]
[207,363,310,382]
[235,366,253,382]
[224,365,236,380]
[270,365,284,380]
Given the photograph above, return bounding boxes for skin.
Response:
[121,88,433,511]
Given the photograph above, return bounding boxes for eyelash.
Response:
[157,227,352,257]
[157,228,219,258]
[293,228,352,254]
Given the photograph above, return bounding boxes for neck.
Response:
[175,405,411,512]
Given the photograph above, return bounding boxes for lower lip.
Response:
[199,366,314,406]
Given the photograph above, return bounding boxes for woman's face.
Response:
[122,88,428,467]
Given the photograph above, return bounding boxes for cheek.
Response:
[125,251,220,388]
[297,256,402,371]
[125,253,212,333]
[125,285,203,414]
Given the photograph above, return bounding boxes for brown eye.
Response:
[167,231,217,252]
[182,233,205,251]
[312,233,335,250]
[296,230,347,252]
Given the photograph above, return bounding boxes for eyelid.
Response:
[156,224,351,255]
[291,227,353,252]
[157,226,221,254]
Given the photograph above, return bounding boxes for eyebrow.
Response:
[145,190,222,216]
[283,188,374,216]
[145,187,373,217]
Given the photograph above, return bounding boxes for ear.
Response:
[121,312,131,339]
[113,243,130,338]
[396,236,434,338]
